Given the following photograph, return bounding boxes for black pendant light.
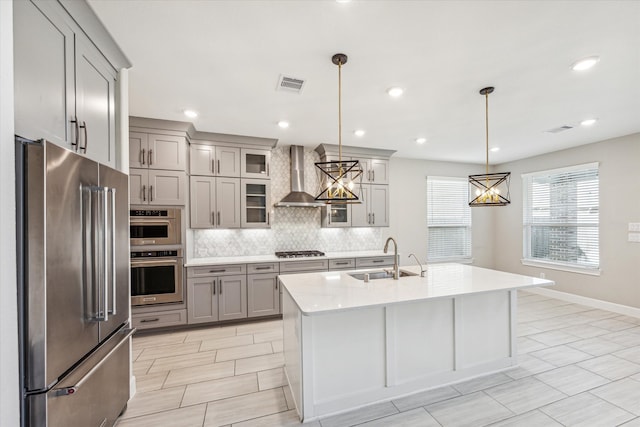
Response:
[315,53,363,204]
[469,87,511,206]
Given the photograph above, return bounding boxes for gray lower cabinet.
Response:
[187,275,247,324]
[329,258,356,270]
[130,168,186,205]
[132,309,187,330]
[247,273,280,318]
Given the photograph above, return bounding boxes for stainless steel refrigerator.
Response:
[16,138,134,426]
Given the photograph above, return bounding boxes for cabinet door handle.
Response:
[148,149,153,166]
[217,211,221,225]
[217,160,220,175]
[142,185,146,202]
[140,318,159,323]
[372,170,375,182]
[335,261,349,265]
[267,212,270,226]
[255,266,271,270]
[275,281,278,290]
[219,281,222,294]
[212,211,216,226]
[150,185,153,202]
[70,118,79,151]
[209,269,226,273]
[373,259,385,263]
[372,213,375,224]
[141,149,146,165]
[367,213,371,224]
[79,121,88,152]
[213,279,216,295]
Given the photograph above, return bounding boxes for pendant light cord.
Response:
[338,59,343,164]
[485,91,489,175]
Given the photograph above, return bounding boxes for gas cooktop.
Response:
[275,250,325,259]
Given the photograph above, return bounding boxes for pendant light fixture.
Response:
[315,53,363,204]
[468,86,511,206]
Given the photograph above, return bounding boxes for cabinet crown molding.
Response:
[129,116,278,149]
[314,143,396,159]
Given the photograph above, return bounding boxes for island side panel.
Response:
[282,287,303,420]
[310,307,387,415]
[390,298,455,386]
[456,290,514,372]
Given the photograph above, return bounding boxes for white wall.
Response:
[388,157,495,268]
[493,133,640,308]
[0,1,20,426]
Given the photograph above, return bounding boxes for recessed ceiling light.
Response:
[490,147,500,152]
[278,120,290,129]
[387,87,404,97]
[336,0,351,3]
[354,129,365,137]
[415,137,427,144]
[571,56,600,71]
[580,118,598,126]
[183,109,198,118]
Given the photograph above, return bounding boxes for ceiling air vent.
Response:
[277,75,305,94]
[545,125,574,134]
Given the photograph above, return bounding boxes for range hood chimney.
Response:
[275,146,324,208]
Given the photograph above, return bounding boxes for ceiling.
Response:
[88,0,640,164]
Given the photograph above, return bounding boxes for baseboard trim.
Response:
[527,287,640,319]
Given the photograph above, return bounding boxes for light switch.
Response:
[629,223,640,232]
[629,233,640,243]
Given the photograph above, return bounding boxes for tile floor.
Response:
[116,291,640,427]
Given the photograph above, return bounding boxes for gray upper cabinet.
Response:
[130,132,186,171]
[315,144,394,228]
[363,159,390,184]
[351,184,389,227]
[190,144,240,177]
[14,0,118,167]
[241,148,271,179]
[241,179,272,228]
[130,168,186,206]
[190,176,241,228]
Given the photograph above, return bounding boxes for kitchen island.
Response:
[279,263,554,422]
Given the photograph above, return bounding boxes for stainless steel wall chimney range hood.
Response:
[275,145,324,207]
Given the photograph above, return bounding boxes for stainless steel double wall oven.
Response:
[130,208,184,306]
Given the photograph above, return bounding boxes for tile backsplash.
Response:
[191,146,384,258]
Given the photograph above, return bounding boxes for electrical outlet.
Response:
[629,233,640,243]
[540,272,546,279]
[629,223,640,232]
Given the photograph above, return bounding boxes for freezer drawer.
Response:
[27,327,134,427]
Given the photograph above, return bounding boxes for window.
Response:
[427,176,472,262]
[522,163,599,273]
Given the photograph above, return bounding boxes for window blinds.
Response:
[523,163,599,270]
[427,177,472,262]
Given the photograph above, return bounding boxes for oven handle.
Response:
[131,258,182,267]
[129,219,174,226]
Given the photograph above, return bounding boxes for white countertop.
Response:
[185,250,391,267]
[278,263,554,315]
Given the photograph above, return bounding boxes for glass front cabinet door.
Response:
[241,179,271,228]
[241,148,271,179]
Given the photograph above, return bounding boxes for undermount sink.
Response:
[348,269,418,281]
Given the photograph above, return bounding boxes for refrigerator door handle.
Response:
[108,187,117,316]
[53,328,136,396]
[101,187,109,322]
